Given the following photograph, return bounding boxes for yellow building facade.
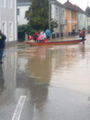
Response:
[64,1,78,34]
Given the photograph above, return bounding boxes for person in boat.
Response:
[28,35,35,43]
[45,28,51,39]
[28,35,34,41]
[79,28,86,40]
[33,32,39,41]
[37,31,47,42]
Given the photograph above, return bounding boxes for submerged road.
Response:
[0,35,90,120]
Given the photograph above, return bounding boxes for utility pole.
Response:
[49,0,55,30]
[49,0,55,40]
[49,0,51,30]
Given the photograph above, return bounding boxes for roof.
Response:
[75,5,85,14]
[64,0,77,11]
[51,0,65,8]
[64,0,85,14]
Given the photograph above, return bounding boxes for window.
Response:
[1,0,4,8]
[10,0,13,8]
[2,21,7,37]
[17,8,20,16]
[0,0,2,8]
[7,0,13,8]
[3,0,6,8]
[8,22,13,41]
[0,0,6,8]
[56,7,58,16]
[9,22,13,35]
[2,23,5,33]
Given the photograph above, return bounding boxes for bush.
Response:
[18,25,36,42]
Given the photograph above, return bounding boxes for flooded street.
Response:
[0,35,90,120]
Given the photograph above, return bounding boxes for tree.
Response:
[25,0,57,31]
[85,7,90,17]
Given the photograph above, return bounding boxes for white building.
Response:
[87,17,90,29]
[17,0,66,35]
[17,0,31,25]
[78,13,87,30]
[77,6,87,30]
[85,7,90,31]
[0,0,17,41]
[50,0,66,34]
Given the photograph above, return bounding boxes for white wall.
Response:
[51,4,60,32]
[51,3,65,33]
[78,13,87,30]
[87,17,90,27]
[0,0,17,41]
[17,5,30,25]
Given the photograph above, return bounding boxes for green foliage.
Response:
[18,25,28,33]
[86,7,90,17]
[51,19,58,32]
[18,24,36,35]
[25,0,57,31]
[18,24,36,42]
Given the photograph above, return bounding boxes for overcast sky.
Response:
[57,0,90,10]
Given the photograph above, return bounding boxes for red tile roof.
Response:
[64,0,85,14]
[74,5,85,14]
[64,0,76,11]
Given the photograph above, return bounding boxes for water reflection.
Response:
[0,65,5,94]
[0,42,89,120]
[0,47,17,105]
[17,47,50,117]
[29,81,48,110]
[18,45,87,88]
[17,43,90,120]
[18,44,90,94]
[79,44,85,58]
[26,52,51,83]
[0,48,18,120]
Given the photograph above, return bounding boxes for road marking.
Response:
[12,96,26,120]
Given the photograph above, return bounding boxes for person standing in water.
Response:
[0,30,6,64]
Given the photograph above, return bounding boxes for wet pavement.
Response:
[0,35,90,120]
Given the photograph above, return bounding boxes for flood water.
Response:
[18,36,90,94]
[0,35,90,120]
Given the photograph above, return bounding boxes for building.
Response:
[0,0,17,41]
[64,0,87,34]
[64,0,78,34]
[77,6,87,30]
[17,0,66,37]
[50,0,66,36]
[86,7,90,31]
[17,0,31,25]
